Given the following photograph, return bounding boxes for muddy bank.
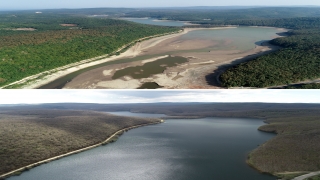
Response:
[63,27,286,89]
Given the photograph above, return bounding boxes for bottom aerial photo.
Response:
[0,90,320,180]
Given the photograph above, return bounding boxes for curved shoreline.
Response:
[0,120,164,179]
[247,125,320,180]
[0,27,236,89]
[0,30,184,89]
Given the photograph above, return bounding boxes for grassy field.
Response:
[0,108,161,176]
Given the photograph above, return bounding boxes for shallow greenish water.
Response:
[179,27,281,52]
[112,56,188,80]
[8,112,276,180]
[39,25,284,89]
[138,82,162,89]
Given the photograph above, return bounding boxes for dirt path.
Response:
[0,120,163,179]
[292,171,320,180]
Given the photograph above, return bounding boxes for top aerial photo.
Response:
[0,0,320,89]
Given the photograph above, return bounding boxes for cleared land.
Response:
[0,108,161,178]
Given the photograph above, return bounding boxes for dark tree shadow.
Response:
[205,41,277,87]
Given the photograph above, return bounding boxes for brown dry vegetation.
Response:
[123,103,320,176]
[248,116,320,173]
[114,103,320,175]
[0,108,160,175]
[1,103,320,178]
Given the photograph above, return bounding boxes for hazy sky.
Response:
[0,90,319,104]
[1,0,320,10]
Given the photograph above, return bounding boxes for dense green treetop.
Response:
[0,13,179,87]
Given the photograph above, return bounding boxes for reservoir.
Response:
[8,112,276,180]
[39,26,285,89]
[119,17,188,26]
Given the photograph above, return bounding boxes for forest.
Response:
[219,19,320,87]
[123,7,320,88]
[0,13,179,87]
[124,7,320,22]
[1,102,320,179]
[0,108,160,178]
[1,7,320,88]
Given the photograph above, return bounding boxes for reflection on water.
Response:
[179,27,281,51]
[8,112,276,180]
[39,26,284,89]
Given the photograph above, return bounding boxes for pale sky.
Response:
[1,0,320,10]
[0,90,319,104]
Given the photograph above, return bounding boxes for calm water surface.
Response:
[39,25,284,89]
[120,18,187,26]
[8,112,276,180]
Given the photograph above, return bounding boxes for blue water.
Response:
[8,112,276,180]
[120,18,188,26]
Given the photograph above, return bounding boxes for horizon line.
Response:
[1,5,320,11]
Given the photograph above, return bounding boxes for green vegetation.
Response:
[0,13,179,87]
[307,174,320,180]
[0,108,160,176]
[112,56,188,79]
[2,7,320,88]
[283,83,320,89]
[124,7,320,22]
[123,7,320,88]
[220,21,320,87]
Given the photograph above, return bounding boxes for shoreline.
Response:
[0,120,164,179]
[246,123,320,180]
[1,26,284,89]
[0,30,184,89]
[0,27,236,89]
[63,27,287,89]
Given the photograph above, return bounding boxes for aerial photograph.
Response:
[0,90,320,180]
[0,0,319,89]
[0,0,320,180]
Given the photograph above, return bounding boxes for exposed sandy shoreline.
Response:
[0,27,236,89]
[0,120,164,179]
[0,30,184,89]
[64,26,285,89]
